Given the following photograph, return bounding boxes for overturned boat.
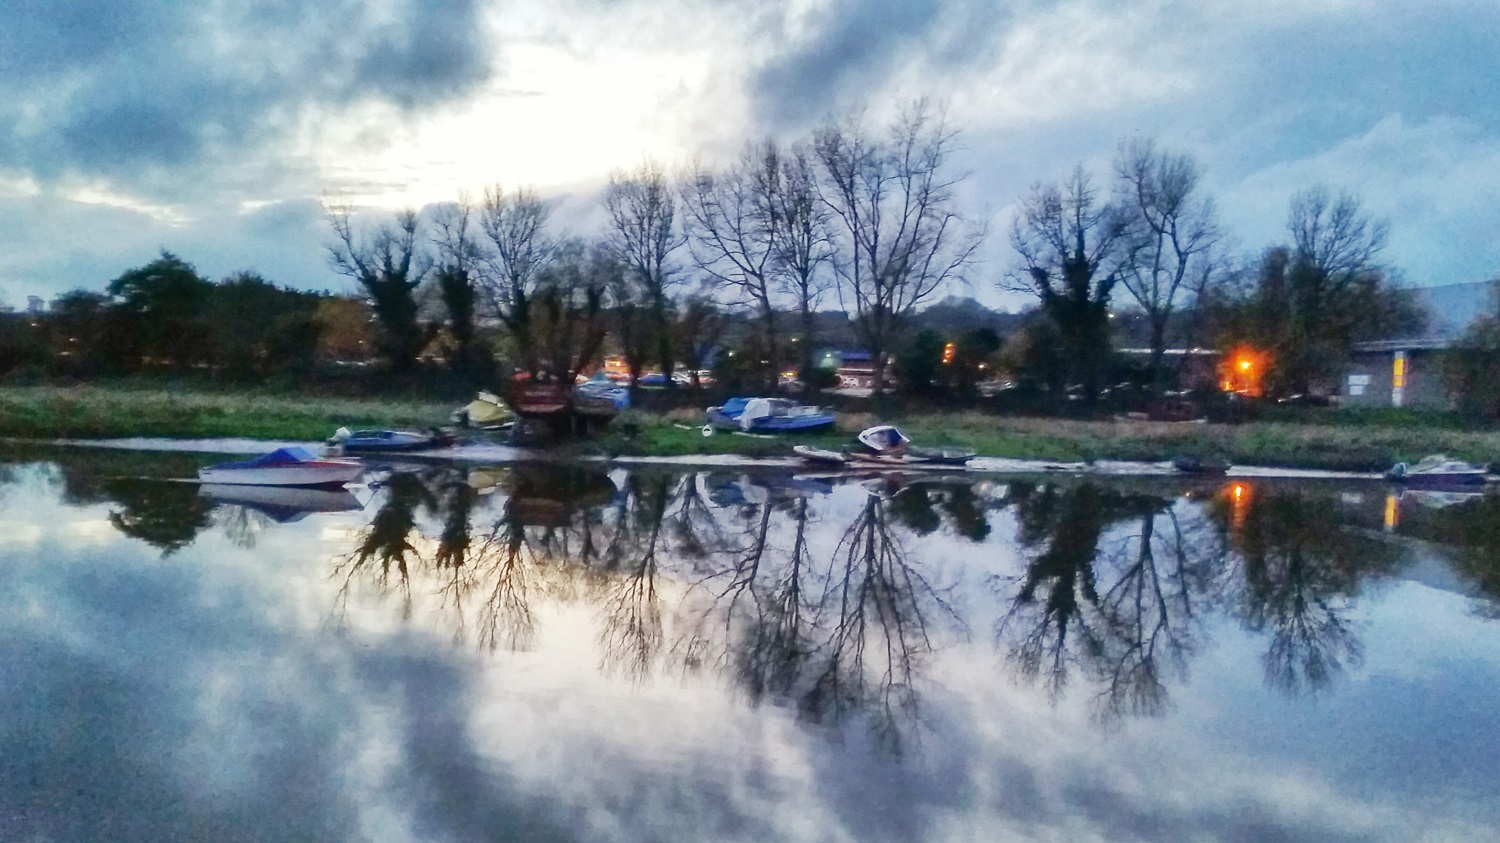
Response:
[704,397,835,435]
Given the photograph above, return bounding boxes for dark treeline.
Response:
[2,100,1460,408]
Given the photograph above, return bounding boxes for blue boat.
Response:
[705,397,836,434]
[328,427,454,453]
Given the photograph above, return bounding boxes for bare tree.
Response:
[527,239,609,383]
[430,196,488,378]
[326,202,434,374]
[1115,138,1221,390]
[1215,187,1410,395]
[814,100,984,394]
[478,185,558,376]
[1289,185,1389,282]
[681,142,782,389]
[772,144,836,387]
[1008,166,1129,400]
[604,160,684,388]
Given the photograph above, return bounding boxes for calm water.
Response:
[2,447,1499,842]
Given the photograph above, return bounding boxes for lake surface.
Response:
[2,446,1498,842]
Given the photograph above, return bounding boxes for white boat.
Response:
[197,447,363,487]
[1385,454,1490,488]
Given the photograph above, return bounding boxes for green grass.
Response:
[0,386,452,441]
[4,385,1498,471]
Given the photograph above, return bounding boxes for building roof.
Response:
[1352,337,1455,353]
[1412,280,1497,339]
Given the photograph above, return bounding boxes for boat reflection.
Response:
[199,483,365,523]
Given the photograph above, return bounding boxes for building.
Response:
[1344,337,1452,408]
[1342,280,1496,409]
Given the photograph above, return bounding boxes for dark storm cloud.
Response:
[0,0,494,190]
[747,0,1012,129]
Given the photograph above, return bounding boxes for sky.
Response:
[2,0,1498,310]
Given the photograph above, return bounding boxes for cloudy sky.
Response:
[2,0,1498,308]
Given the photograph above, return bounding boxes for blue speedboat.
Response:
[705,397,836,434]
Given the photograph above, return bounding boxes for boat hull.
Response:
[792,445,975,469]
[197,462,363,487]
[707,403,836,434]
[333,429,452,452]
[1389,473,1488,489]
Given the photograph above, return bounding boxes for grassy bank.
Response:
[0,386,451,441]
[594,409,1500,471]
[4,385,1498,471]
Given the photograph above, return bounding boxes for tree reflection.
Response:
[887,478,992,542]
[672,481,962,753]
[103,479,215,554]
[1406,492,1500,620]
[596,472,671,680]
[993,481,1222,720]
[1214,485,1406,697]
[331,471,437,618]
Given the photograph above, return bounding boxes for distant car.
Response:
[639,373,667,387]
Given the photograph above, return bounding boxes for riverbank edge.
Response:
[2,385,1497,473]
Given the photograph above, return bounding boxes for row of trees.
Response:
[322,99,984,394]
[325,101,1419,401]
[1,99,1438,404]
[0,253,380,381]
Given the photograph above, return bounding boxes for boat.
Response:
[327,427,454,453]
[1171,456,1231,475]
[704,397,836,435]
[198,483,365,522]
[576,372,631,412]
[791,443,976,470]
[505,378,621,435]
[451,391,514,429]
[197,447,363,487]
[1385,455,1491,488]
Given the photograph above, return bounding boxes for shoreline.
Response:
[4,434,1390,483]
[2,384,1497,474]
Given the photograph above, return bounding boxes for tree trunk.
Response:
[800,301,817,399]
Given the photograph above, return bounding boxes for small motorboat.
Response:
[328,427,454,453]
[197,447,363,487]
[704,397,836,435]
[1385,455,1491,488]
[792,424,976,469]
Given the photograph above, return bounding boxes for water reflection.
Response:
[5,450,1500,840]
[9,449,1500,728]
[1222,488,1405,696]
[993,482,1219,719]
